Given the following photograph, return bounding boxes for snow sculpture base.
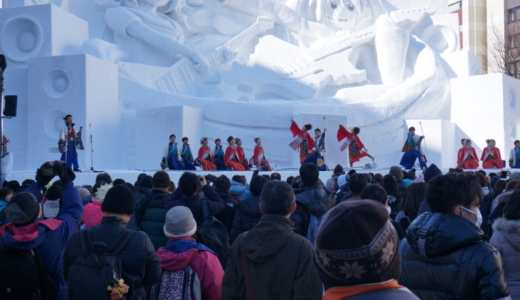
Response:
[451,73,520,158]
[27,54,119,170]
[135,106,203,170]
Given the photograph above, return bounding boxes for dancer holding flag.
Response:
[289,120,327,170]
[337,125,374,167]
[289,120,315,163]
[400,127,427,170]
[457,139,479,169]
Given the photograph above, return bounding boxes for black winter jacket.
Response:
[400,212,510,300]
[222,214,322,300]
[166,185,225,227]
[214,188,238,235]
[137,190,171,251]
[64,217,162,300]
[291,185,336,237]
[230,196,262,243]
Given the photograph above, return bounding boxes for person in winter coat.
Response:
[135,171,172,250]
[222,180,323,299]
[291,163,336,237]
[315,201,419,300]
[382,174,403,220]
[395,182,425,233]
[64,185,162,300]
[230,175,252,201]
[490,180,520,225]
[0,187,14,225]
[335,174,350,204]
[360,184,405,240]
[491,189,520,300]
[326,164,345,192]
[213,175,238,235]
[400,173,510,300]
[342,173,367,202]
[389,165,408,195]
[166,172,225,226]
[230,175,269,242]
[154,206,224,300]
[0,163,82,300]
[81,183,112,228]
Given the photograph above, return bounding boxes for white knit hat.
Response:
[163,206,197,238]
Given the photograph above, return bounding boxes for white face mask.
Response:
[461,206,482,227]
[386,206,391,215]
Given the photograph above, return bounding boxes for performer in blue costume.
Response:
[213,138,227,170]
[510,140,520,169]
[180,137,197,170]
[164,134,188,170]
[58,114,83,172]
[400,126,427,170]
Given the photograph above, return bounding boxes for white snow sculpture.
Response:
[1,0,463,170]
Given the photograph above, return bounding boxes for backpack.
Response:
[67,229,134,300]
[199,200,231,268]
[0,246,58,300]
[150,265,202,300]
[306,214,321,246]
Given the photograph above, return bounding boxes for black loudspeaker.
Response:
[4,95,17,117]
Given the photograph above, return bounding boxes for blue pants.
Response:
[400,149,427,169]
[60,141,79,169]
[181,158,196,170]
[514,159,520,169]
[214,158,227,170]
[167,155,196,170]
[303,152,327,171]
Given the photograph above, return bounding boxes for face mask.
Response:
[461,206,482,227]
[386,206,391,215]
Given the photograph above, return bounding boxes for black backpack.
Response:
[199,200,231,268]
[0,246,58,300]
[67,229,134,300]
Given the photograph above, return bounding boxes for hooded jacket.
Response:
[400,212,509,300]
[221,214,322,300]
[214,188,238,235]
[490,191,515,225]
[137,189,171,251]
[166,185,225,227]
[0,181,83,300]
[291,184,336,236]
[156,237,224,300]
[64,216,162,300]
[490,218,520,299]
[230,196,262,243]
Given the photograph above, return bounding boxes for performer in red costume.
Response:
[481,139,503,169]
[456,139,479,169]
[235,138,251,170]
[289,120,315,163]
[196,137,217,171]
[337,125,374,167]
[225,136,245,171]
[253,138,272,171]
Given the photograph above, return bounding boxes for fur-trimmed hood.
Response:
[492,218,520,252]
[496,191,514,205]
